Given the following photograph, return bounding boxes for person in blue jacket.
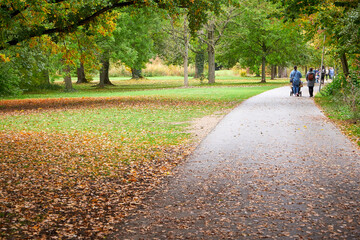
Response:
[329,67,335,79]
[290,66,302,97]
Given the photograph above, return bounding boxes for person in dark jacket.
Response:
[320,66,325,84]
[306,67,316,97]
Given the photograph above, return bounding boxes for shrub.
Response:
[231,63,248,77]
[109,58,195,77]
[0,61,21,96]
[109,63,131,77]
[322,71,360,119]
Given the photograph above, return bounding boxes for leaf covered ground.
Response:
[0,95,235,239]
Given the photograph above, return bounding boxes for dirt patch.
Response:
[187,109,233,145]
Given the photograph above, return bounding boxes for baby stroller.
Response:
[290,80,303,96]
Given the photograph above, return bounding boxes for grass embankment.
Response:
[0,79,284,239]
[315,95,360,147]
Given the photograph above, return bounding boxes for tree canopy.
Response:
[0,0,358,95]
[0,0,220,51]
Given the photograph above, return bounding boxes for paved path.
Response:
[112,86,360,239]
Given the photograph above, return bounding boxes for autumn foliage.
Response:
[0,96,203,112]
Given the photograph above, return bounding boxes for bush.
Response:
[109,58,195,78]
[0,61,21,96]
[321,75,344,97]
[109,63,132,77]
[322,71,360,119]
[231,63,248,77]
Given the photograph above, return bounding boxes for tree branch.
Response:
[0,1,135,51]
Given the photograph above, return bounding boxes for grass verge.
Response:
[315,95,360,147]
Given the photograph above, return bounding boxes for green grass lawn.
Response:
[1,86,281,144]
[1,74,288,100]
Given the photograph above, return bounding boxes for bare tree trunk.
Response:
[183,15,189,87]
[195,63,199,79]
[278,66,282,78]
[305,66,308,74]
[131,68,143,79]
[207,20,216,84]
[278,66,288,78]
[261,56,266,83]
[41,69,51,86]
[98,52,114,88]
[340,52,349,77]
[270,65,277,80]
[64,65,73,91]
[99,62,107,88]
[76,63,88,84]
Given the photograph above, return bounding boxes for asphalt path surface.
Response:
[111,86,360,239]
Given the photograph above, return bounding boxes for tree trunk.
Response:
[76,63,88,84]
[131,68,143,79]
[261,56,266,83]
[270,65,277,80]
[194,61,199,79]
[278,66,282,78]
[278,66,287,78]
[63,65,73,91]
[98,53,114,88]
[183,15,189,87]
[305,66,308,74]
[195,50,205,79]
[340,52,349,77]
[207,20,216,84]
[41,69,51,86]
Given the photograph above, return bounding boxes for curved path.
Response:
[111,86,360,239]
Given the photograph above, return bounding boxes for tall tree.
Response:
[161,13,191,86]
[218,0,306,82]
[112,8,161,80]
[198,6,239,83]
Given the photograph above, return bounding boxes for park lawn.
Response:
[315,95,360,147]
[0,85,280,239]
[1,75,288,100]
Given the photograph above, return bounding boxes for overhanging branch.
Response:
[0,1,135,51]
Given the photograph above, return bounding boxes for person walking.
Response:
[320,66,325,84]
[325,67,329,80]
[314,68,319,83]
[290,66,302,97]
[329,67,335,80]
[306,67,316,97]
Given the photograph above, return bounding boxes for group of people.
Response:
[313,66,335,83]
[290,65,334,97]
